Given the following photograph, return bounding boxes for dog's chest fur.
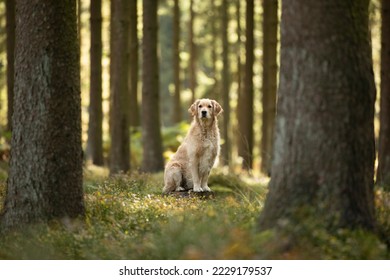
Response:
[192,121,219,172]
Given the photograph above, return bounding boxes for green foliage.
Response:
[0,169,266,259]
[0,169,389,259]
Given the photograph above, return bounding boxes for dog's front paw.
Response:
[202,185,211,192]
[193,185,203,192]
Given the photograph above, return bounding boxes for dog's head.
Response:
[188,99,223,120]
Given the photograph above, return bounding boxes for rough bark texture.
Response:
[172,0,182,124]
[87,0,104,166]
[259,0,376,230]
[260,0,278,176]
[109,0,130,174]
[129,0,140,127]
[6,0,15,132]
[141,0,164,173]
[189,0,197,103]
[1,0,84,231]
[377,0,390,187]
[220,0,230,166]
[238,0,254,170]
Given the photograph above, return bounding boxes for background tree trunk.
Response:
[109,0,130,174]
[260,0,278,176]
[5,0,15,132]
[172,0,182,124]
[141,0,164,173]
[1,0,84,231]
[87,0,104,166]
[220,0,230,166]
[211,1,219,102]
[189,0,197,103]
[129,0,140,127]
[259,0,376,230]
[377,0,390,187]
[238,0,254,170]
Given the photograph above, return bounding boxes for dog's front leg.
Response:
[200,170,211,192]
[190,159,202,192]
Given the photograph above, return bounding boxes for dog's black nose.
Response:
[201,111,207,117]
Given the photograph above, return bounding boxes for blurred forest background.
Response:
[0,0,389,259]
[0,0,383,173]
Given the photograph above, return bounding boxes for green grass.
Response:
[0,166,389,259]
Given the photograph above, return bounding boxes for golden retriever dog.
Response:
[163,99,223,193]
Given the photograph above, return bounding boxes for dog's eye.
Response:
[208,105,212,108]
[198,105,202,108]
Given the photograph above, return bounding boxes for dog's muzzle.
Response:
[201,111,207,118]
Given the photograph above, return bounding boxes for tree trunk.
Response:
[109,0,130,174]
[87,0,104,166]
[235,0,243,163]
[260,0,278,176]
[6,0,15,132]
[1,0,84,231]
[259,0,376,230]
[220,0,230,166]
[78,0,81,48]
[129,0,140,127]
[210,0,219,102]
[189,0,197,103]
[238,0,254,170]
[141,0,164,173]
[172,0,182,124]
[377,0,390,187]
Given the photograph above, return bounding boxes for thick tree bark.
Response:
[238,0,254,170]
[6,0,15,132]
[260,0,278,176]
[377,0,390,187]
[141,0,164,173]
[259,0,376,230]
[87,0,104,166]
[129,0,140,127]
[1,0,84,231]
[220,0,230,166]
[189,0,197,103]
[109,0,130,174]
[172,0,182,124]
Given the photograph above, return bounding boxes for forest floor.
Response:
[0,164,389,259]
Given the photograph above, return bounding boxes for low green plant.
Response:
[0,168,389,260]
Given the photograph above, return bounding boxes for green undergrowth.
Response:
[0,167,389,259]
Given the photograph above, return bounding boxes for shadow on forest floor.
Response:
[0,164,389,259]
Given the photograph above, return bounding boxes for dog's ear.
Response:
[212,100,223,116]
[188,99,200,116]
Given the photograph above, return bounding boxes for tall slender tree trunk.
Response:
[172,0,182,124]
[238,0,254,170]
[78,0,81,47]
[5,0,15,132]
[1,0,84,231]
[87,0,104,166]
[141,0,164,173]
[259,0,376,230]
[220,0,230,166]
[235,0,243,162]
[377,0,390,187]
[260,0,278,175]
[210,0,219,102]
[189,0,197,103]
[129,0,140,127]
[110,0,130,174]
